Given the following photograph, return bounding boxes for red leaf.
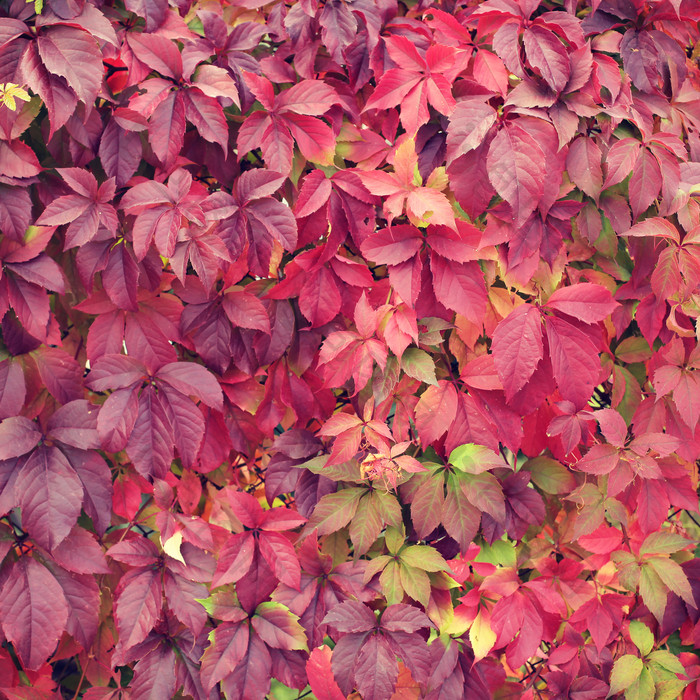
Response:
[36,26,102,105]
[15,445,84,551]
[251,601,308,650]
[545,283,619,323]
[127,33,182,79]
[361,225,423,265]
[50,566,100,650]
[446,98,498,162]
[182,88,229,150]
[163,571,208,637]
[429,254,487,326]
[354,635,398,700]
[0,359,25,420]
[212,531,256,588]
[222,288,271,334]
[414,381,458,446]
[380,604,433,633]
[87,354,146,391]
[492,305,544,401]
[113,567,162,652]
[442,486,480,553]
[50,526,110,574]
[35,194,89,227]
[0,140,42,179]
[148,91,185,168]
[97,386,140,452]
[200,622,251,691]
[130,643,177,700]
[159,386,205,468]
[0,558,68,670]
[487,122,545,223]
[220,633,272,700]
[156,361,223,411]
[306,646,345,700]
[32,346,84,404]
[566,136,603,200]
[545,316,600,408]
[258,531,302,590]
[523,25,570,91]
[126,385,174,480]
[323,600,377,634]
[108,536,160,567]
[629,148,662,220]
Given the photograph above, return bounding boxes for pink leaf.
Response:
[545,283,619,323]
[0,416,40,459]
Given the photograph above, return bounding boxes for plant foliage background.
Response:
[0,0,699,696]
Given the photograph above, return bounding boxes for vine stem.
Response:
[71,659,89,700]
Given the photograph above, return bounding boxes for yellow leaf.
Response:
[161,530,186,564]
[0,83,31,112]
[469,608,496,662]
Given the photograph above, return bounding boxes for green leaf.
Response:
[647,650,685,675]
[363,555,391,583]
[380,560,404,605]
[374,490,403,528]
[646,557,694,607]
[449,444,509,474]
[398,563,431,607]
[628,620,654,657]
[401,348,438,385]
[399,545,449,572]
[624,666,655,700]
[475,540,517,568]
[305,488,364,536]
[349,493,383,556]
[640,532,692,556]
[615,336,652,363]
[608,655,643,695]
[568,483,605,540]
[384,526,405,555]
[524,456,576,495]
[299,455,364,482]
[611,365,642,424]
[639,563,668,623]
[653,678,689,700]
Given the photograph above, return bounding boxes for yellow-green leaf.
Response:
[399,563,431,607]
[469,608,496,662]
[399,544,449,572]
[628,620,654,657]
[384,525,405,555]
[449,443,509,474]
[380,560,404,605]
[401,348,438,386]
[609,655,643,695]
[624,666,654,700]
[647,649,685,675]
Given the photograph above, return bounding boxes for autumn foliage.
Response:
[0,0,700,696]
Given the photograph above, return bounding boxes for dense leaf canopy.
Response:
[0,0,699,697]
